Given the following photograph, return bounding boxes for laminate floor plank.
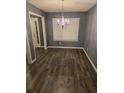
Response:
[27,48,97,93]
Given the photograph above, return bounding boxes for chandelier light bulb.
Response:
[57,19,60,23]
[57,0,70,28]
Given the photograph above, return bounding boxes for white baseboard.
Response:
[82,48,97,73]
[28,58,36,64]
[47,46,97,73]
[35,46,44,48]
[47,46,84,49]
[32,58,36,64]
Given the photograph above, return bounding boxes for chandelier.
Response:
[57,0,70,28]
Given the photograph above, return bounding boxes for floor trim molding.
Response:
[47,46,97,73]
[31,58,36,64]
[47,46,84,49]
[82,48,97,73]
[35,46,44,48]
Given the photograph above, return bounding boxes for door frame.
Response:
[30,17,41,47]
[29,11,47,50]
[26,30,36,64]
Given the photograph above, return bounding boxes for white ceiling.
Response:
[27,0,97,12]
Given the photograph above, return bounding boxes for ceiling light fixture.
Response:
[57,0,70,28]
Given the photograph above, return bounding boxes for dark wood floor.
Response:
[26,48,97,93]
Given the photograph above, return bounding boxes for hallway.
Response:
[27,48,96,93]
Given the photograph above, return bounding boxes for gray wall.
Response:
[45,12,87,47]
[26,2,46,60]
[26,2,97,67]
[84,5,97,67]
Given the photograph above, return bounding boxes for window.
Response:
[52,18,80,41]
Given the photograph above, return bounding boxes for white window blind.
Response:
[52,18,80,41]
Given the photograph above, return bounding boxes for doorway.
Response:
[30,16,41,47]
[27,11,47,64]
[29,12,47,49]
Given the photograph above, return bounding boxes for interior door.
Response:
[30,17,41,47]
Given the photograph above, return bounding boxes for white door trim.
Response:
[30,17,41,47]
[29,11,47,50]
[26,31,36,64]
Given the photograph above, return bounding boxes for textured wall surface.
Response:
[84,5,97,67]
[45,12,87,47]
[26,2,46,60]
